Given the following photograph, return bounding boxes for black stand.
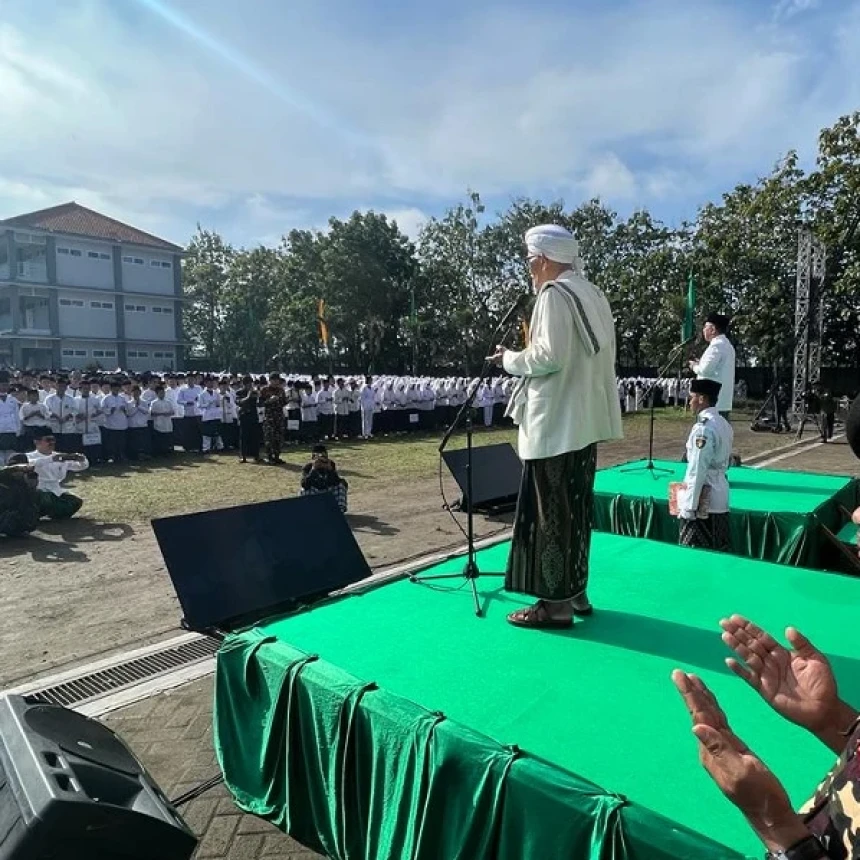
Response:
[621,337,692,478]
[410,320,519,616]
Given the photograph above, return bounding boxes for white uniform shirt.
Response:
[199,389,222,422]
[0,395,20,434]
[348,388,361,413]
[334,387,350,416]
[43,393,79,435]
[75,395,104,442]
[693,335,736,413]
[101,394,129,431]
[150,398,175,433]
[678,407,734,518]
[26,451,89,496]
[178,385,202,417]
[316,388,334,416]
[127,399,150,429]
[301,391,318,422]
[20,401,50,428]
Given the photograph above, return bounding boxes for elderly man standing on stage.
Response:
[689,312,736,420]
[489,224,623,629]
[676,378,733,551]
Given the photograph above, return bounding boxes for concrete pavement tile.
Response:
[194,813,239,858]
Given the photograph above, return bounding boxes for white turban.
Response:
[525,224,584,275]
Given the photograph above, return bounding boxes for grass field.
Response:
[70,408,784,523]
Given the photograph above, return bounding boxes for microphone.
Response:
[496,291,530,331]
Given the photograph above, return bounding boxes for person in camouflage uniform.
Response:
[259,374,288,464]
[0,456,41,538]
[674,615,859,858]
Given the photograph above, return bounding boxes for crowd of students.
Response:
[0,369,518,467]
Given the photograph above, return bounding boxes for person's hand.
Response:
[688,359,698,370]
[719,615,855,751]
[486,346,507,367]
[671,670,809,851]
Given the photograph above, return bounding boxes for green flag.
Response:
[682,271,695,341]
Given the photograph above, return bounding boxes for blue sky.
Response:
[1,0,857,248]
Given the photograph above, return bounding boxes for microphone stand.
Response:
[621,337,693,477]
[410,304,522,617]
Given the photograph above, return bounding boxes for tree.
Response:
[182,227,234,362]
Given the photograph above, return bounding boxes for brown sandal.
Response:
[507,601,573,630]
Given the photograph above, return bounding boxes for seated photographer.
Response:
[673,615,859,859]
[300,444,348,512]
[0,454,41,537]
[26,432,89,520]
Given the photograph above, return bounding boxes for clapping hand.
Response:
[671,670,807,851]
[720,615,855,751]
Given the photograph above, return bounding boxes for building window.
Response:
[99,252,111,260]
[133,257,144,265]
[163,306,173,315]
[105,350,116,358]
[152,306,162,313]
[88,251,100,259]
[154,351,164,358]
[122,256,133,264]
[69,249,82,257]
[57,247,70,255]
[91,300,114,310]
[127,350,150,359]
[164,351,174,358]
[19,295,50,329]
[94,349,117,358]
[74,350,87,357]
[16,233,47,278]
[59,298,72,306]
[150,260,161,267]
[61,349,75,357]
[125,304,147,313]
[61,299,84,307]
[161,261,172,269]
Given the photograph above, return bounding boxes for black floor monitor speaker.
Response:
[152,492,373,633]
[441,442,523,513]
[0,694,196,860]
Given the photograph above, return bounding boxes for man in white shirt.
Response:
[689,312,736,420]
[100,379,129,463]
[198,376,223,453]
[676,378,734,551]
[316,379,335,439]
[27,432,89,519]
[150,385,176,456]
[0,375,20,466]
[44,377,80,453]
[75,379,104,466]
[489,224,622,629]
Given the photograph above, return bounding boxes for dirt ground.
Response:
[0,410,847,688]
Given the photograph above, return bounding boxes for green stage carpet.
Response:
[215,533,860,859]
[593,460,858,566]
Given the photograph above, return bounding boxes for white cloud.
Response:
[0,0,857,247]
[773,0,821,21]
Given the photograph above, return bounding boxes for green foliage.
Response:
[180,113,860,373]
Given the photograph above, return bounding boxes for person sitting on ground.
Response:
[0,454,41,537]
[299,444,348,512]
[673,615,859,859]
[26,432,89,520]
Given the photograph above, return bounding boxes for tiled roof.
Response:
[0,202,183,252]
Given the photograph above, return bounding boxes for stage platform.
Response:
[593,459,858,567]
[214,533,860,859]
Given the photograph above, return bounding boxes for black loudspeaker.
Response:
[0,694,196,860]
[441,442,523,513]
[846,396,860,460]
[152,492,373,633]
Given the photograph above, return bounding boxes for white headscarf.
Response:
[525,224,584,276]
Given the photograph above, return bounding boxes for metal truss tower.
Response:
[792,226,826,422]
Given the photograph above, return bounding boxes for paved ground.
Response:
[103,676,323,860]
